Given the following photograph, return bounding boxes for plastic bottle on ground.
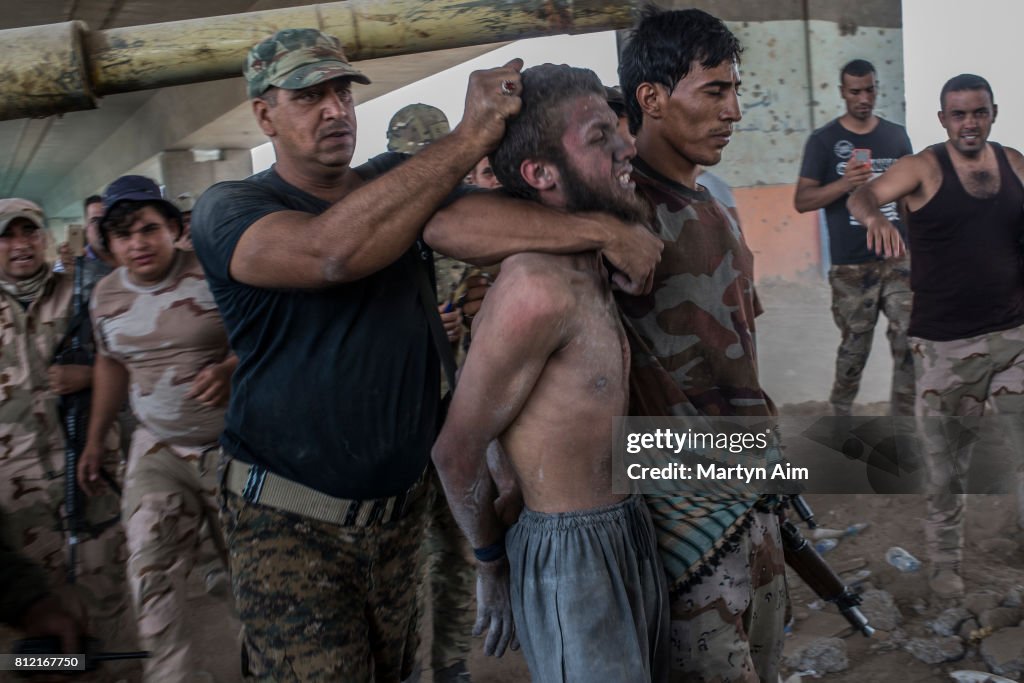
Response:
[885,546,921,572]
[814,538,839,554]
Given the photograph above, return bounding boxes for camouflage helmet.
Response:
[386,104,451,154]
[245,28,371,99]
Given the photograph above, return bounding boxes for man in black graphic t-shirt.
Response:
[795,58,914,416]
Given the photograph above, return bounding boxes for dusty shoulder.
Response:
[487,253,576,320]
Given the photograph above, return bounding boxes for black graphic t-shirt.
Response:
[799,118,913,264]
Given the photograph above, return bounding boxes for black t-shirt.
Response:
[191,153,440,499]
[799,118,913,265]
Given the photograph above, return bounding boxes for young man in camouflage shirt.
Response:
[78,175,237,683]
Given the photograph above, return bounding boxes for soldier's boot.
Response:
[929,563,964,599]
[435,660,472,683]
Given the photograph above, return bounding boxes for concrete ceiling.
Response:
[0,0,506,220]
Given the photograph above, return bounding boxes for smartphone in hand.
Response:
[66,224,85,257]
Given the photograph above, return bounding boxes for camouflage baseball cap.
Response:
[245,28,371,99]
[386,104,451,154]
[0,198,47,235]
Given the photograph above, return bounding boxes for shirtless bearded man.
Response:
[432,64,669,683]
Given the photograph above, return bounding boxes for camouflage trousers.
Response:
[420,468,475,672]
[122,429,228,683]
[828,257,914,416]
[668,508,787,683]
[219,476,429,683]
[911,323,1024,565]
[0,448,139,682]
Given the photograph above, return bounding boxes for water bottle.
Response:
[885,546,921,573]
[814,538,838,554]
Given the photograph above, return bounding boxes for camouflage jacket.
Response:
[0,269,72,469]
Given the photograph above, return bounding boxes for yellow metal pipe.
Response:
[0,0,637,121]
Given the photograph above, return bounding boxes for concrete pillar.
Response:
[158,148,252,206]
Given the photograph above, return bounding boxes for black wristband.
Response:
[473,536,506,563]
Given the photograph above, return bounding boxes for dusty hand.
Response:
[474,557,518,657]
[493,491,523,529]
[865,219,906,258]
[459,273,494,323]
[21,594,85,657]
[187,362,232,407]
[75,443,108,496]
[458,59,524,151]
[438,304,462,343]
[47,364,92,395]
[599,219,664,295]
[843,161,873,191]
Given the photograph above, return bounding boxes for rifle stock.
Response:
[782,497,874,637]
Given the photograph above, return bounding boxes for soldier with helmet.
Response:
[386,102,476,683]
[387,103,454,156]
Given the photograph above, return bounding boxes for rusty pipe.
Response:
[0,0,638,121]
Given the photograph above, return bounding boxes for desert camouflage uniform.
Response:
[619,159,787,683]
[829,257,914,416]
[91,250,233,683]
[668,508,786,682]
[911,324,1024,565]
[0,267,136,681]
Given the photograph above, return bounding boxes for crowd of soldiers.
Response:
[2,5,1023,683]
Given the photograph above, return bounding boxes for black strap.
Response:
[414,252,458,392]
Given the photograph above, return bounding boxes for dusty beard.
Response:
[556,157,653,226]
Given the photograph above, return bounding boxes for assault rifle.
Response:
[781,495,874,637]
[53,259,119,583]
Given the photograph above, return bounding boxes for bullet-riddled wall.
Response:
[622,1,904,282]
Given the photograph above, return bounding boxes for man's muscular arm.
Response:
[1004,146,1024,187]
[793,160,873,213]
[424,193,663,295]
[229,61,523,288]
[432,266,570,657]
[848,154,926,258]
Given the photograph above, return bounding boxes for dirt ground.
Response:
[152,281,1024,681]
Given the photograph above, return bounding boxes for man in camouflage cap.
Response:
[0,198,134,681]
[244,27,370,99]
[190,26,535,682]
[387,103,452,155]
